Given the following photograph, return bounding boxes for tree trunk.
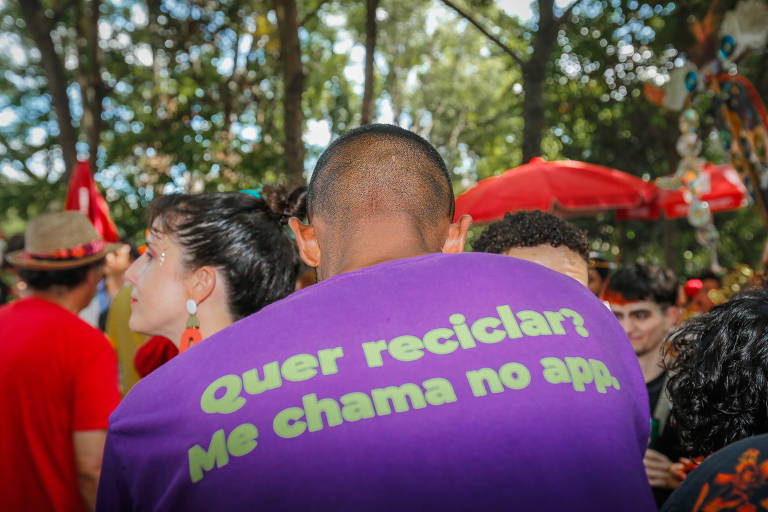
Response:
[77,0,104,173]
[361,0,379,125]
[521,0,558,163]
[521,64,545,164]
[275,0,305,187]
[19,0,78,181]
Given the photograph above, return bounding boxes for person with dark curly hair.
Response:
[602,263,684,506]
[665,289,768,459]
[472,210,590,286]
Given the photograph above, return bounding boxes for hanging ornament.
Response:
[678,109,700,134]
[676,133,703,157]
[658,175,683,190]
[676,155,705,182]
[685,71,699,92]
[695,223,720,247]
[719,35,736,59]
[719,0,768,60]
[690,171,712,197]
[659,63,700,111]
[688,199,712,227]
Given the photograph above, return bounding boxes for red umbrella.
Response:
[617,163,748,220]
[454,157,655,223]
[65,160,119,242]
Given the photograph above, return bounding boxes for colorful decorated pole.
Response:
[708,73,768,221]
[659,106,724,272]
[643,0,768,270]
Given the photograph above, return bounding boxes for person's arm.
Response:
[644,448,685,489]
[74,430,108,511]
[71,329,121,509]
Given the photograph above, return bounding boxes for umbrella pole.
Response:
[613,211,622,266]
[662,218,677,271]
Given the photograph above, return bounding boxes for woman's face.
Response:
[125,222,191,343]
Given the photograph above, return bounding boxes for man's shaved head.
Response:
[307,124,454,229]
[291,124,471,280]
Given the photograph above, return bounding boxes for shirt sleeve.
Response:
[96,431,133,512]
[73,330,121,431]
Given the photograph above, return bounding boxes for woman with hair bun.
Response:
[126,186,306,352]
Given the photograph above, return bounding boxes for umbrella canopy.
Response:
[617,163,749,220]
[65,160,119,242]
[454,157,655,223]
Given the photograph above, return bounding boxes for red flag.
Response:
[65,160,119,242]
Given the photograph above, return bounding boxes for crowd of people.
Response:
[1,123,767,511]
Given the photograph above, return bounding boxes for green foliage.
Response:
[1,0,766,274]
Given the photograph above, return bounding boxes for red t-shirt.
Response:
[0,297,120,512]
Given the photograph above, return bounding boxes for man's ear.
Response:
[664,304,682,329]
[187,266,217,305]
[441,214,472,254]
[288,217,321,268]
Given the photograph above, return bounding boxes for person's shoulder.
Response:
[1,296,43,314]
[61,306,113,350]
[299,252,576,290]
[662,434,768,512]
[2,296,84,325]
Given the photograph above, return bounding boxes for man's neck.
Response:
[637,349,665,383]
[324,217,437,279]
[29,288,83,315]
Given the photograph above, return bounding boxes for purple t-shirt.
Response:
[97,253,654,511]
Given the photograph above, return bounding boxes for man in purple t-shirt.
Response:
[97,125,655,511]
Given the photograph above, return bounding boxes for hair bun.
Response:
[261,185,308,223]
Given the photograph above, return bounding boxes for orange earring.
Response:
[179,299,202,352]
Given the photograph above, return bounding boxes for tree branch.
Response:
[299,0,331,27]
[556,0,586,27]
[222,29,241,135]
[0,134,42,182]
[19,0,77,181]
[440,0,525,67]
[50,0,77,26]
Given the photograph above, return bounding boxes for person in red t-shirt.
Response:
[0,211,121,512]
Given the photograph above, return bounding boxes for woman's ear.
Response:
[187,266,217,304]
[289,217,321,268]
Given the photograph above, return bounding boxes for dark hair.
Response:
[472,210,589,261]
[665,289,768,456]
[695,270,722,285]
[19,259,105,291]
[589,252,613,281]
[119,238,140,261]
[147,187,305,320]
[307,124,454,229]
[604,263,677,307]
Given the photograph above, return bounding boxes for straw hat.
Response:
[6,211,120,270]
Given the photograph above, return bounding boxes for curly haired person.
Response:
[473,210,590,286]
[666,289,768,458]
